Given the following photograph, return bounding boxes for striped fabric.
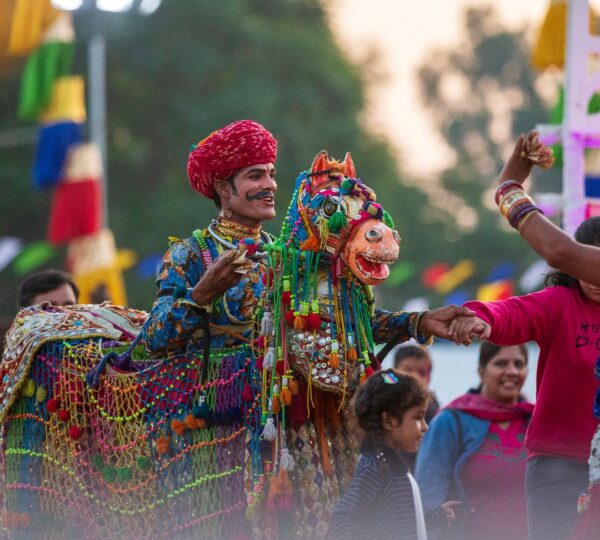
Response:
[331,439,421,540]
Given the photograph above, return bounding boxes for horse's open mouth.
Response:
[355,253,392,280]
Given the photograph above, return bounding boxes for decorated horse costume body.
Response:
[0,152,428,539]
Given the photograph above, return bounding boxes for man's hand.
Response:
[417,305,477,344]
[191,250,243,306]
[449,315,491,345]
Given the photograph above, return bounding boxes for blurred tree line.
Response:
[0,1,555,323]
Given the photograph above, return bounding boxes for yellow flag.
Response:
[40,75,86,124]
[7,0,59,56]
[434,260,475,295]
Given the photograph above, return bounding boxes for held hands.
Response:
[449,315,491,345]
[499,131,554,185]
[417,305,478,345]
[191,250,247,307]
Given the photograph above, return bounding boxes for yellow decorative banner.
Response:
[5,0,59,56]
[434,259,475,295]
[40,75,86,124]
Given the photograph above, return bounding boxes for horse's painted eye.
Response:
[366,229,382,242]
[322,196,341,217]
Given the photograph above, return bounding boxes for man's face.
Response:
[32,283,77,307]
[217,163,277,227]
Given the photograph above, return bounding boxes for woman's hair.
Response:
[478,341,528,370]
[470,342,529,396]
[353,368,427,442]
[545,216,600,287]
[393,344,430,369]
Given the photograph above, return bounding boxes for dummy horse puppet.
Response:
[0,151,400,539]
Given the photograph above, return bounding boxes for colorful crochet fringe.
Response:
[0,338,263,539]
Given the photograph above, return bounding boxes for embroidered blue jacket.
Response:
[141,230,429,356]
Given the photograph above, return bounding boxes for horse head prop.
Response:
[257,151,401,412]
[282,150,400,285]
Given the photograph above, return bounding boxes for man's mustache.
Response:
[245,190,273,201]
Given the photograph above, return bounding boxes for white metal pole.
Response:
[562,0,589,235]
[88,34,108,227]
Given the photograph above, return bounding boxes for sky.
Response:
[327,0,553,177]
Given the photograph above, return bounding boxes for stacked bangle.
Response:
[495,180,543,230]
[495,180,523,205]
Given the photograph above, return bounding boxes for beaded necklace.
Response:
[213,218,261,242]
[207,219,272,258]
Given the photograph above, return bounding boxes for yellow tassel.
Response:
[280,387,292,406]
[531,1,596,70]
[328,352,339,369]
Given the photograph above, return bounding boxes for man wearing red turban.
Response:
[140,120,281,536]
[140,119,477,538]
[142,119,279,358]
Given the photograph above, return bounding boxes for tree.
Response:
[389,5,557,306]
[0,0,434,319]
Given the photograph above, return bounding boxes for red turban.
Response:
[187,120,277,199]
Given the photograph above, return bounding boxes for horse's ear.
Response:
[309,150,330,189]
[342,152,356,178]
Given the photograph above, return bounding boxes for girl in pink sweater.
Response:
[451,216,600,540]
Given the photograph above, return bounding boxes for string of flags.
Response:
[0,235,550,305]
[2,1,131,306]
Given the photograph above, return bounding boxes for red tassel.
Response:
[276,361,285,376]
[57,409,70,422]
[241,384,253,402]
[281,291,291,305]
[256,356,264,371]
[256,336,265,350]
[285,310,295,326]
[261,269,274,286]
[365,366,375,379]
[307,313,322,331]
